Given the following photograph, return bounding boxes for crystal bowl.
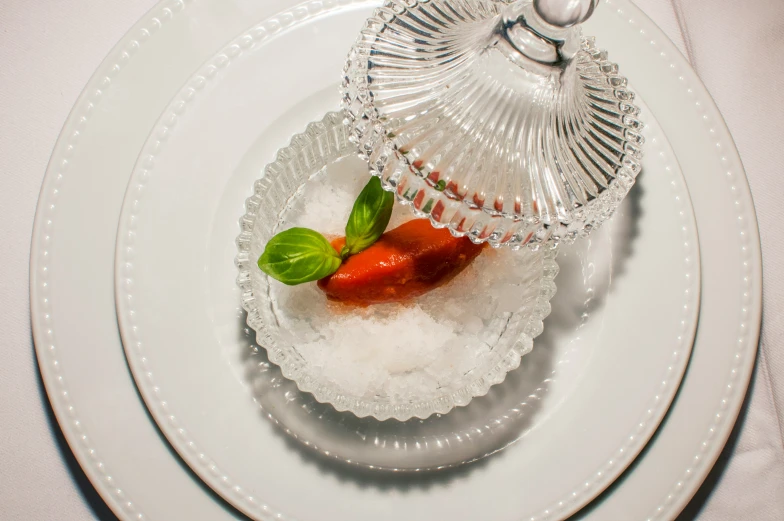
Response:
[342,0,644,248]
[236,112,558,421]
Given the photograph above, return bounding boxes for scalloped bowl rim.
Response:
[235,111,559,421]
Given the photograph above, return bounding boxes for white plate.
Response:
[30,1,760,520]
[113,3,699,519]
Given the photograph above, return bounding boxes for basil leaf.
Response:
[345,176,394,256]
[257,227,342,285]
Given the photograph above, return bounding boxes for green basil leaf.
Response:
[257,227,342,285]
[344,176,394,256]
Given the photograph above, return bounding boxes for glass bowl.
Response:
[342,0,644,248]
[236,112,558,421]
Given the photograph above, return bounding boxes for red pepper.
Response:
[318,219,486,305]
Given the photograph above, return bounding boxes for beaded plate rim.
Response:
[113,4,698,520]
[29,0,760,520]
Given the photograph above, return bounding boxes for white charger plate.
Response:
[112,3,699,519]
[30,0,761,520]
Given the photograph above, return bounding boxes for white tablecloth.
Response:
[1,1,782,519]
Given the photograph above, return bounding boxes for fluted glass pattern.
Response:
[343,0,643,248]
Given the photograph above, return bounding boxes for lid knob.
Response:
[533,0,598,28]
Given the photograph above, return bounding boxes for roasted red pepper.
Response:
[318,219,486,305]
